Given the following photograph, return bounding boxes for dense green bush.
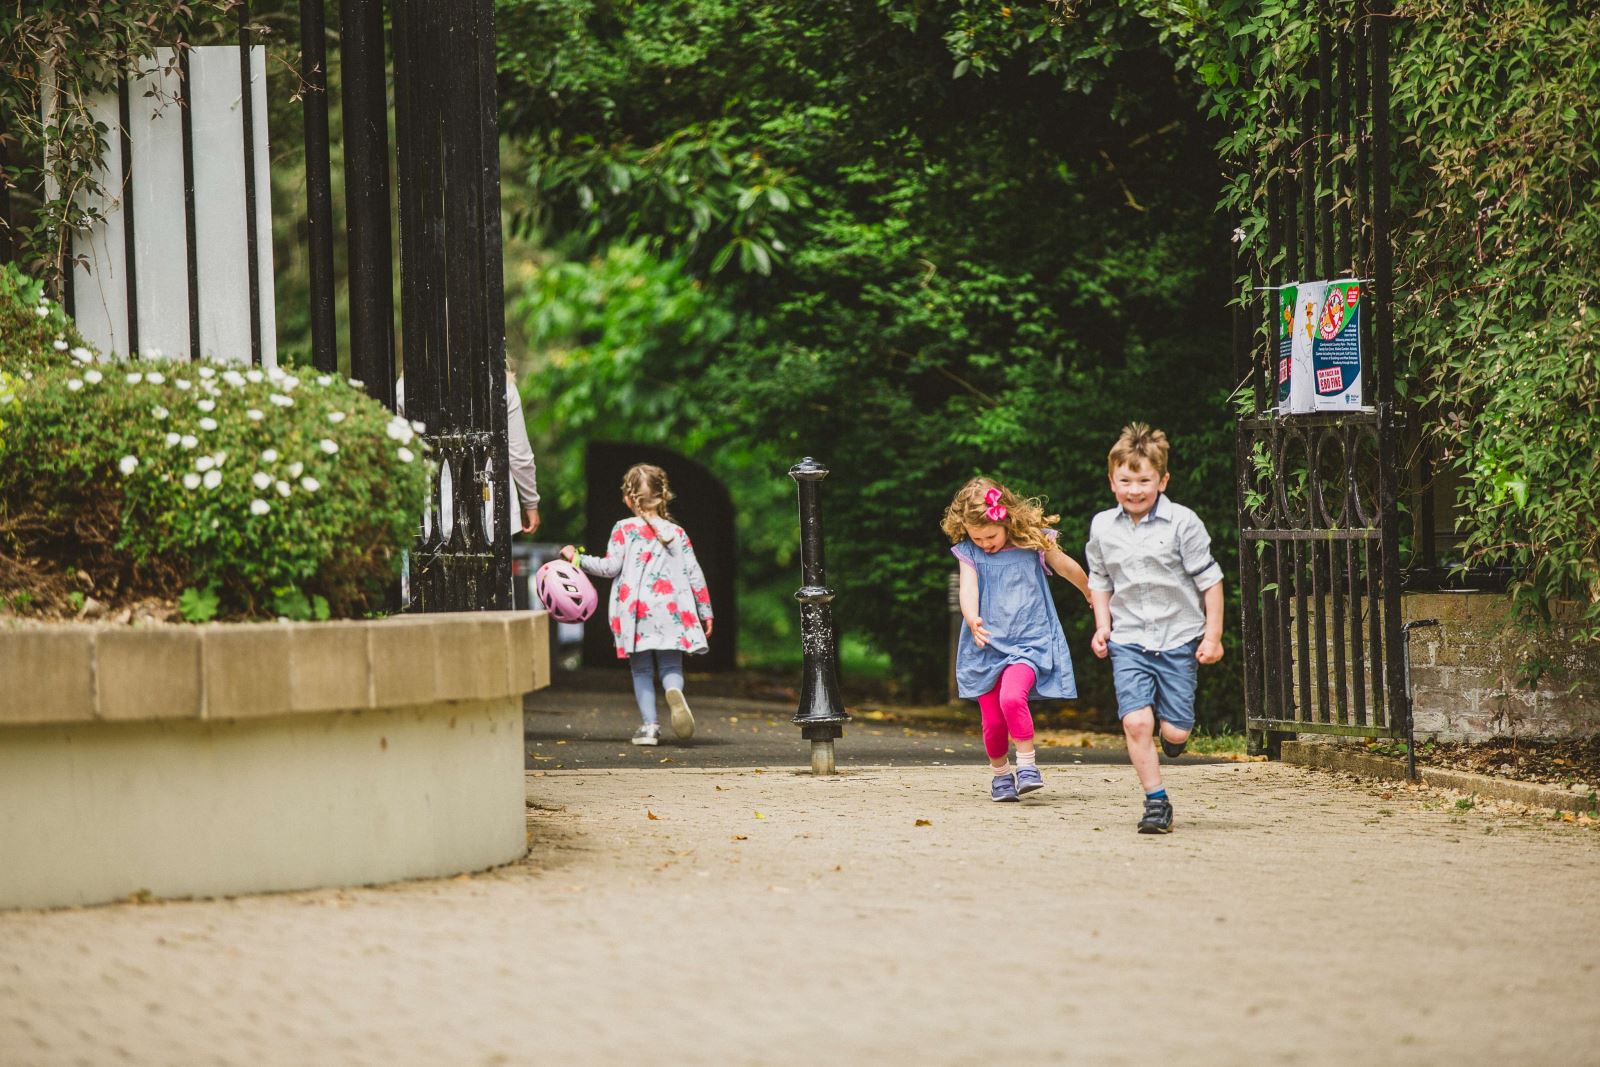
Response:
[0,266,429,620]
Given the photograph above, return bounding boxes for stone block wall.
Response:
[1403,592,1599,740]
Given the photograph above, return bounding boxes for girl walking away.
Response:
[562,464,714,746]
[942,479,1091,801]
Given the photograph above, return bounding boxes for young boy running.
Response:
[1086,423,1224,834]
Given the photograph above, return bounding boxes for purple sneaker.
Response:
[1015,764,1044,794]
[991,772,1020,802]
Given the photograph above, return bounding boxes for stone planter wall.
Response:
[0,611,549,910]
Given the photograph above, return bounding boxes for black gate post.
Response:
[299,0,338,373]
[339,0,395,410]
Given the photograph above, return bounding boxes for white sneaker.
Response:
[631,723,661,746]
[665,688,695,740]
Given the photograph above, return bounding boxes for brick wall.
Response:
[1403,592,1599,740]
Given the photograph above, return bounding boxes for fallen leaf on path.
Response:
[647,810,660,820]
[754,811,766,819]
[731,835,747,841]
[915,819,932,827]
[659,757,675,764]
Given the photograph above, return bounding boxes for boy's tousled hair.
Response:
[1108,422,1170,477]
[940,477,1059,553]
[622,463,675,521]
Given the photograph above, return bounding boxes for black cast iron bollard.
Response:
[789,457,850,775]
[1401,618,1439,781]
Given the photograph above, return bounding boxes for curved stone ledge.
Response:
[0,610,549,725]
[0,611,550,910]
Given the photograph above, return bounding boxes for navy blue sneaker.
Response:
[1014,764,1044,795]
[1137,794,1174,834]
[991,772,1020,803]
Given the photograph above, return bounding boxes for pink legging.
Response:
[977,663,1036,760]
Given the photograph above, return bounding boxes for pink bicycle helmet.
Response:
[534,559,598,623]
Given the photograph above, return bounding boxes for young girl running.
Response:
[942,478,1090,801]
[562,464,714,746]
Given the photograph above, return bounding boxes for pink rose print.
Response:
[611,527,626,545]
[652,578,675,595]
[667,601,679,615]
[610,617,622,634]
[616,582,631,603]
[638,524,658,541]
[641,550,653,563]
[694,587,711,605]
[631,601,650,619]
[681,611,697,629]
[681,636,692,649]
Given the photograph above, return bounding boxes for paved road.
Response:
[524,675,1232,772]
[3,762,1596,1065]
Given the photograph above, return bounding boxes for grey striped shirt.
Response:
[1085,494,1223,651]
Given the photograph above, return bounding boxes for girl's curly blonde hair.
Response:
[940,477,1059,553]
[622,463,675,521]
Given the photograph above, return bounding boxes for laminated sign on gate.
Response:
[1310,279,1363,410]
[1278,280,1326,415]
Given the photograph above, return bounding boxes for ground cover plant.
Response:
[0,265,429,621]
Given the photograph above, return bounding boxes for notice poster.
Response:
[1285,279,1325,415]
[1311,279,1363,410]
[1275,283,1297,414]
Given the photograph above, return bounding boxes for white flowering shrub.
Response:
[0,269,430,620]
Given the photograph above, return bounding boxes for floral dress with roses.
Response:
[576,516,714,659]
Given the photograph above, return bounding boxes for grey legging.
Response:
[628,649,684,725]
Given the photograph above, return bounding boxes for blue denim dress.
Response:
[951,539,1078,700]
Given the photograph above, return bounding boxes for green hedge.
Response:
[0,266,429,620]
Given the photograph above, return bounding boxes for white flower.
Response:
[385,418,412,443]
[268,393,293,408]
[250,499,270,516]
[67,378,83,392]
[275,480,291,498]
[316,375,332,387]
[198,366,215,379]
[319,439,339,455]
[203,469,222,490]
[84,369,103,384]
[287,461,304,478]
[165,432,181,447]
[70,347,92,364]
[283,376,300,391]
[261,449,279,463]
[180,435,198,449]
[246,369,265,384]
[251,471,272,490]
[197,398,216,412]
[246,409,264,421]
[267,365,286,382]
[300,476,321,493]
[349,378,364,389]
[1231,226,1247,244]
[118,455,139,475]
[212,451,227,466]
[222,370,246,388]
[34,305,49,318]
[182,473,202,490]
[53,338,68,351]
[195,455,215,472]
[176,379,192,391]
[198,417,218,431]
[126,372,143,385]
[152,406,169,420]
[397,447,415,464]
[145,371,165,385]
[410,419,426,434]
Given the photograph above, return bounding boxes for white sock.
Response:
[1016,750,1037,768]
[991,762,1013,777]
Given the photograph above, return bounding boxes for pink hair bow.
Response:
[984,487,1008,523]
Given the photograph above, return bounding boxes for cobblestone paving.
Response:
[2,762,1597,1066]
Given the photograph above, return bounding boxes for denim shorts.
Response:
[1107,637,1200,731]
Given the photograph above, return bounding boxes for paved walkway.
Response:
[2,760,1596,1065]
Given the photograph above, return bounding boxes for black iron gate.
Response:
[1235,2,1408,755]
